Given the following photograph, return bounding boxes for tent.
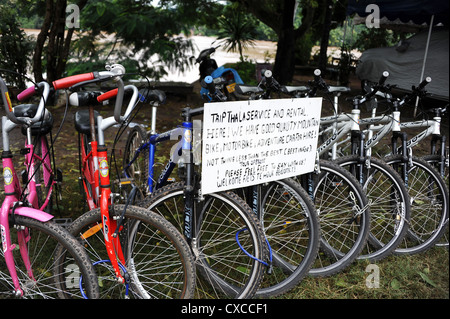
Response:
[346,0,449,101]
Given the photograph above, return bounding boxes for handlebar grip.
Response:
[378,71,389,85]
[53,72,95,90]
[314,69,321,81]
[17,86,37,101]
[417,76,432,90]
[263,69,273,86]
[97,88,118,103]
[203,76,215,95]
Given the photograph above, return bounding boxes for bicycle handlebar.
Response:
[54,65,126,124]
[1,77,50,126]
[97,88,118,103]
[53,72,96,90]
[17,86,38,102]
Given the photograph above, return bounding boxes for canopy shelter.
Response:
[346,0,449,101]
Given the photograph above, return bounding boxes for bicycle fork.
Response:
[97,144,127,284]
[1,155,34,297]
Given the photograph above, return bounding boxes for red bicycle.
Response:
[52,65,195,299]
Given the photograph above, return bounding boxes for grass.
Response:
[284,248,449,299]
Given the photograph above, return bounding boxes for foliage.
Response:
[67,0,198,80]
[0,2,34,88]
[353,28,406,51]
[216,7,257,61]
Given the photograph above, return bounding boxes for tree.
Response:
[0,2,34,88]
[216,7,257,61]
[32,0,89,83]
[229,0,318,84]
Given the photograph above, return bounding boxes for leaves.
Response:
[418,269,437,287]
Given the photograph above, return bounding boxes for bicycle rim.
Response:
[0,216,99,299]
[142,182,267,299]
[385,155,449,254]
[68,204,195,299]
[336,156,411,261]
[254,179,320,297]
[304,160,371,275]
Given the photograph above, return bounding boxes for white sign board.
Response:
[201,98,322,195]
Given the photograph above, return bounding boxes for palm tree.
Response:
[217,9,257,61]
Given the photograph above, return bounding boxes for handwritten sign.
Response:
[201,98,322,195]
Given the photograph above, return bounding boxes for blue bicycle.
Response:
[121,89,268,299]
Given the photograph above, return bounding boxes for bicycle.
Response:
[118,82,269,298]
[257,69,410,262]
[51,66,196,299]
[226,73,372,277]
[354,80,449,254]
[392,104,448,247]
[0,75,99,298]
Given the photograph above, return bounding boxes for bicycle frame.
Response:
[1,79,54,297]
[72,81,139,284]
[125,115,198,240]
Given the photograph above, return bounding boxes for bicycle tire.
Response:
[385,155,449,254]
[0,216,99,299]
[140,182,268,299]
[299,160,371,275]
[422,154,449,248]
[252,178,320,297]
[68,204,196,299]
[335,155,411,261]
[123,125,149,197]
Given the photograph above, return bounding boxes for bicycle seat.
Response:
[328,86,350,94]
[235,85,263,95]
[281,85,309,94]
[14,104,54,136]
[139,89,166,105]
[74,109,100,135]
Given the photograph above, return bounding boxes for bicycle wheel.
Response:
[385,155,449,254]
[0,216,99,299]
[299,160,371,275]
[123,125,149,197]
[422,154,449,248]
[336,155,411,261]
[141,182,268,299]
[252,179,320,297]
[68,204,195,299]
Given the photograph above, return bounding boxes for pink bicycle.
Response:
[0,75,99,298]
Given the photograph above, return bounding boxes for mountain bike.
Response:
[117,83,270,298]
[203,74,371,283]
[0,75,99,298]
[354,79,449,254]
[249,69,411,262]
[51,66,196,299]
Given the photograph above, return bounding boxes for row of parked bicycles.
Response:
[0,62,448,299]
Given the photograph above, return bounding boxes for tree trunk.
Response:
[33,0,87,83]
[318,0,333,73]
[33,0,53,82]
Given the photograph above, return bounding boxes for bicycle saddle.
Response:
[74,109,100,135]
[14,104,54,136]
[235,85,263,95]
[328,86,351,93]
[281,85,309,94]
[138,89,166,105]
